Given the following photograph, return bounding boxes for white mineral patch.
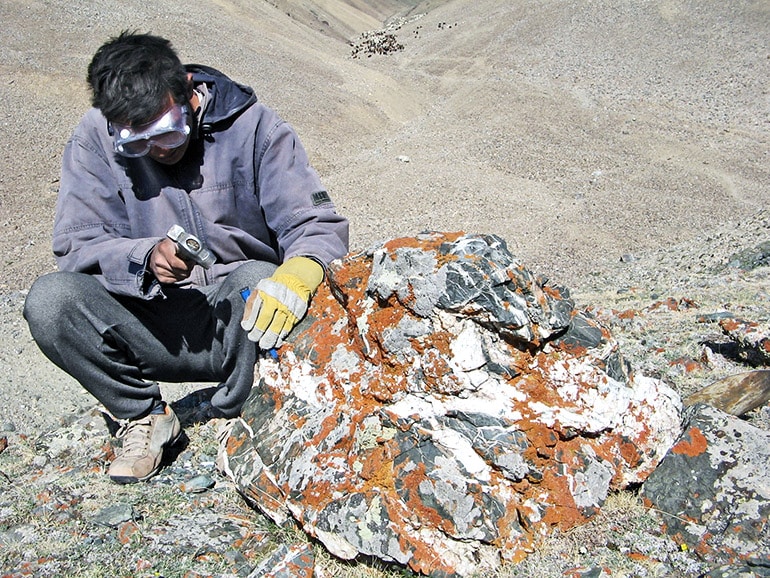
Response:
[313,528,359,560]
[615,379,682,484]
[236,416,255,439]
[368,257,403,295]
[449,322,486,372]
[548,361,580,401]
[528,401,617,433]
[428,427,492,481]
[415,527,500,576]
[466,369,490,388]
[495,451,530,479]
[442,378,521,420]
[288,361,325,406]
[331,316,348,336]
[549,357,616,402]
[521,498,543,524]
[528,358,639,432]
[331,344,363,393]
[388,394,440,420]
[288,445,321,491]
[356,299,377,358]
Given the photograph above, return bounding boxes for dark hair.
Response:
[87,31,190,124]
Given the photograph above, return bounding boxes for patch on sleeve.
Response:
[311,191,332,206]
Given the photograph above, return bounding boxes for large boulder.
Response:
[220,232,683,576]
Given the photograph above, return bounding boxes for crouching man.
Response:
[23,31,348,483]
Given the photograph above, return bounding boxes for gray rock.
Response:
[641,404,770,567]
[724,240,770,271]
[148,511,257,553]
[92,503,134,527]
[180,474,216,493]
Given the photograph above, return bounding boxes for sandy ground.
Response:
[0,0,768,435]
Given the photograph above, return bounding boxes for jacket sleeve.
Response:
[52,118,162,299]
[255,117,349,268]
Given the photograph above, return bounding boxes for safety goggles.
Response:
[109,104,191,158]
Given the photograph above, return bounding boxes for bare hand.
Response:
[149,238,195,283]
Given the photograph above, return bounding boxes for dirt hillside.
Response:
[2,0,767,293]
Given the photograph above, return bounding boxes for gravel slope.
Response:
[2,0,767,433]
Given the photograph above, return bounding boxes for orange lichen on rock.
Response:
[671,426,708,457]
[617,439,642,467]
[538,479,589,531]
[395,460,447,530]
[357,446,395,487]
[668,356,705,373]
[617,308,639,319]
[224,233,683,577]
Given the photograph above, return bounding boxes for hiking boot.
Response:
[108,404,182,484]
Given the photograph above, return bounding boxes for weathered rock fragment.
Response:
[641,404,770,567]
[246,543,315,578]
[686,370,770,416]
[718,317,770,366]
[221,232,683,577]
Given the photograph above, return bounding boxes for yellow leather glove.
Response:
[240,256,324,349]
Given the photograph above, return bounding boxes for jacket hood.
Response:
[186,64,258,134]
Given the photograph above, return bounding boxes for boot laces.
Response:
[116,414,154,457]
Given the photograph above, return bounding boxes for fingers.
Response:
[241,291,296,349]
[241,290,262,330]
[259,306,289,349]
[240,277,309,350]
[150,239,194,283]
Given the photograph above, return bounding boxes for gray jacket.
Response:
[53,65,349,298]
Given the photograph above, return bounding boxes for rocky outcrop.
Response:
[220,232,683,576]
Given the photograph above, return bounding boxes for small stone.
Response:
[117,521,140,545]
[564,567,613,578]
[147,511,256,563]
[93,503,134,528]
[696,311,734,322]
[198,453,216,468]
[0,524,38,546]
[180,474,215,493]
[246,543,314,578]
[223,549,251,574]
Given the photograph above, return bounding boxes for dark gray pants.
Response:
[23,261,275,420]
